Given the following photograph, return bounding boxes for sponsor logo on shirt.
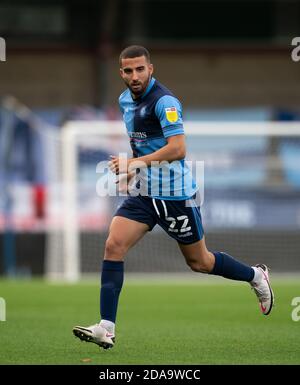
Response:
[165,107,178,123]
[128,132,147,139]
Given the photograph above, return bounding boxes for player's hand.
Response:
[115,172,135,193]
[108,156,143,175]
[108,155,130,175]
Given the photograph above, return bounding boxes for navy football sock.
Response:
[100,260,124,323]
[210,251,254,282]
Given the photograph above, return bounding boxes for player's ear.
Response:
[119,68,124,77]
[149,63,154,75]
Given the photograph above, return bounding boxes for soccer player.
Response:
[73,46,274,350]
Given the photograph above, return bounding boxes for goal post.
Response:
[45,121,300,282]
[60,122,126,282]
[61,126,79,282]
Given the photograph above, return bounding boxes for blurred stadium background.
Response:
[1,0,300,280]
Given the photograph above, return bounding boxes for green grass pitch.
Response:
[0,277,299,365]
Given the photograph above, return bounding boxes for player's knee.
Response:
[188,262,210,273]
[186,255,213,274]
[104,237,126,259]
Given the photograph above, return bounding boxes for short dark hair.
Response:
[119,45,150,66]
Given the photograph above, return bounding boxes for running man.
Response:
[73,46,274,349]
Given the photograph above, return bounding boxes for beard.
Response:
[126,74,151,97]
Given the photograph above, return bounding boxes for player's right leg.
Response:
[73,215,150,349]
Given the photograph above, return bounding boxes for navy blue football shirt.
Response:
[119,77,198,200]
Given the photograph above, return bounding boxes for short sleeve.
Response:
[118,95,124,114]
[155,95,184,138]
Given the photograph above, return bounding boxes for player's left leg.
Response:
[178,238,274,315]
[153,195,274,316]
[179,236,253,279]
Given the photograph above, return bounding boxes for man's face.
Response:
[120,55,153,98]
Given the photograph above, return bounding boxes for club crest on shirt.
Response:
[140,106,147,117]
[165,107,178,123]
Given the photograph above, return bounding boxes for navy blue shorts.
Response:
[114,194,204,245]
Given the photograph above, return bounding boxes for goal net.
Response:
[45,121,300,281]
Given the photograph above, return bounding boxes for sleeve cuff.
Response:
[163,124,184,138]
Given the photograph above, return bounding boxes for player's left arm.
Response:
[109,134,186,174]
[131,134,186,165]
[131,94,186,165]
[109,95,186,173]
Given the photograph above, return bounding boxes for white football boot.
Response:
[73,323,115,349]
[250,264,274,315]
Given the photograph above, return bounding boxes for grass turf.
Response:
[0,277,299,365]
